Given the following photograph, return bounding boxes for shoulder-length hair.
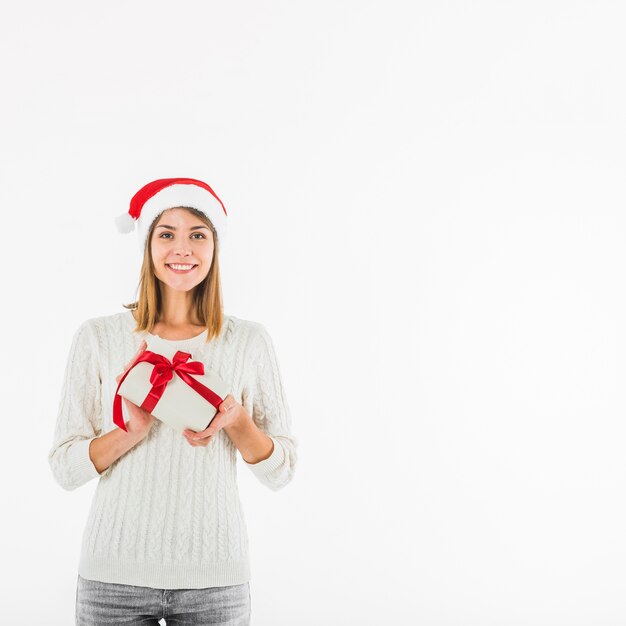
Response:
[123,206,224,342]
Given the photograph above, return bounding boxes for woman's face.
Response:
[150,207,215,292]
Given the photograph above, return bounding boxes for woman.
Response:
[48,177,297,626]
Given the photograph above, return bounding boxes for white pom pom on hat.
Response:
[115,177,228,250]
[115,212,135,234]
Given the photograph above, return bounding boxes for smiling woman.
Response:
[48,177,298,626]
[125,185,225,343]
[130,203,223,342]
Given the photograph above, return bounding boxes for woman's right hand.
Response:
[115,340,156,439]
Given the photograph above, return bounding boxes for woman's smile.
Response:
[166,263,198,274]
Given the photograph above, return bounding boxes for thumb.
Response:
[131,339,147,360]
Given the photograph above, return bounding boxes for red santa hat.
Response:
[115,177,228,250]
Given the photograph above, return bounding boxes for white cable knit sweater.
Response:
[48,309,297,589]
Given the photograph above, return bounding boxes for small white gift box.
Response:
[114,335,230,434]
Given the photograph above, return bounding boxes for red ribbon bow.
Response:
[113,350,224,431]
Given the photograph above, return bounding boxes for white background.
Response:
[1,1,625,624]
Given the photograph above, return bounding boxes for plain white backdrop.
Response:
[1,1,626,624]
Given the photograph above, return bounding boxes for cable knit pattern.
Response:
[48,310,297,589]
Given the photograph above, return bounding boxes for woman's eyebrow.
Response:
[155,225,209,230]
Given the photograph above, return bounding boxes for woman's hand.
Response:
[183,394,246,447]
[115,340,156,439]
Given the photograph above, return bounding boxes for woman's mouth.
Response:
[166,263,198,274]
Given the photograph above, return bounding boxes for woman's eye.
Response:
[159,232,205,239]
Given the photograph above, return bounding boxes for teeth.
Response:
[168,264,195,270]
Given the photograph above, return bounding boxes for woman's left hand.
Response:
[183,394,245,447]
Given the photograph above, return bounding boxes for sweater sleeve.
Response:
[48,319,112,491]
[240,323,298,491]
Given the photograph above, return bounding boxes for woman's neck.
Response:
[158,288,200,327]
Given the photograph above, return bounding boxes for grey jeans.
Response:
[75,575,251,625]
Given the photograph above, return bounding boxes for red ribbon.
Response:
[113,350,224,431]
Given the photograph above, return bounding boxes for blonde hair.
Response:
[123,206,224,342]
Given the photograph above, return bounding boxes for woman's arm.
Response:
[89,340,157,474]
[188,322,297,488]
[48,320,110,490]
[88,422,146,474]
[223,410,275,464]
[239,323,298,490]
[48,321,150,489]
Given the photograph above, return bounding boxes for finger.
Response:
[185,435,212,446]
[190,431,214,442]
[185,428,215,442]
[219,394,235,411]
[198,416,223,440]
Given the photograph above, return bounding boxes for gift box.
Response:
[113,335,230,434]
